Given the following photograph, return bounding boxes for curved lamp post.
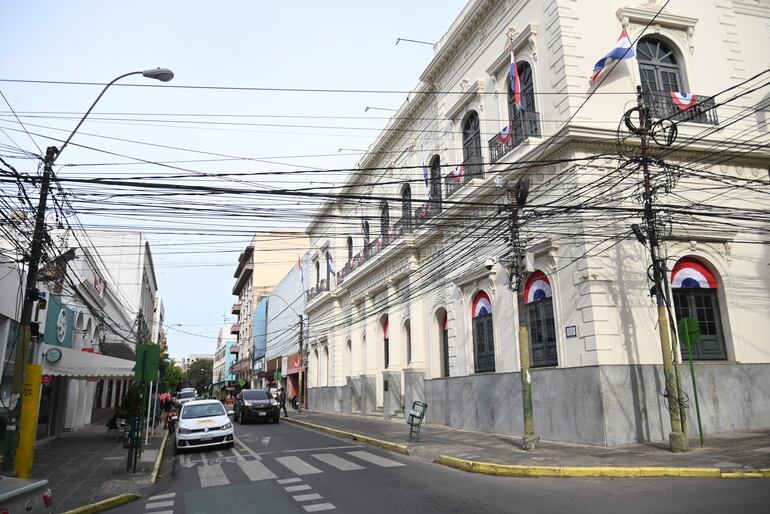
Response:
[4,68,174,477]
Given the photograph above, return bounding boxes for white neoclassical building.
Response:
[303,0,770,446]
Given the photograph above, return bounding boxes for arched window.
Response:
[509,61,536,120]
[671,257,726,360]
[401,184,412,229]
[322,346,329,386]
[429,155,442,212]
[344,339,352,378]
[380,201,389,238]
[314,260,320,288]
[523,271,558,367]
[325,251,332,287]
[313,348,319,387]
[440,312,449,377]
[382,318,390,369]
[471,292,495,373]
[346,236,353,263]
[462,111,482,178]
[637,37,683,93]
[404,320,411,365]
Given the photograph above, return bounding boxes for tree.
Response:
[163,364,184,392]
[185,358,213,394]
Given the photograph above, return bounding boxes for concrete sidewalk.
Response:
[31,415,165,513]
[288,411,770,475]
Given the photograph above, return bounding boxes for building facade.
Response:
[213,325,238,397]
[303,0,770,446]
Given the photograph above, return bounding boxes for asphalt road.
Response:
[110,418,770,514]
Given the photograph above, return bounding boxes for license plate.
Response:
[258,412,266,416]
[201,435,212,441]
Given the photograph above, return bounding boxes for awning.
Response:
[41,343,136,379]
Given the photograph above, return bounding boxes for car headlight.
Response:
[221,423,232,430]
[243,400,253,406]
[270,400,279,406]
[178,427,192,434]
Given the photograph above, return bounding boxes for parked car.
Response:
[0,475,52,513]
[173,389,197,408]
[234,389,280,424]
[172,399,234,452]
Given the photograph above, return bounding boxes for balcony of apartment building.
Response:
[230,322,241,336]
[232,245,254,296]
[231,302,241,316]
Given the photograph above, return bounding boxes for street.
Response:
[109,420,770,514]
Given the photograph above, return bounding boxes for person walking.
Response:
[278,387,289,417]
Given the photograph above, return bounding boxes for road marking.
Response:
[198,463,229,487]
[262,436,271,445]
[277,477,302,484]
[216,450,224,458]
[283,444,361,454]
[311,453,364,471]
[148,492,176,500]
[235,436,262,460]
[146,500,174,508]
[294,493,323,502]
[145,511,173,514]
[276,456,323,475]
[230,447,245,462]
[303,503,336,512]
[200,452,208,465]
[285,484,312,492]
[237,459,278,481]
[347,451,405,468]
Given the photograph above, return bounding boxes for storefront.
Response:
[285,353,300,397]
[266,357,282,394]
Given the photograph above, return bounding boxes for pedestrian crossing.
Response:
[177,448,405,489]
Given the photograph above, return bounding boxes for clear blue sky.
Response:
[0,1,467,359]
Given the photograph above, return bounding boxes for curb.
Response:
[434,455,769,479]
[60,493,139,514]
[151,430,169,484]
[284,417,409,455]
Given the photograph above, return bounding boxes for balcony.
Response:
[230,345,240,354]
[488,110,541,163]
[306,279,330,302]
[644,91,718,126]
[413,202,441,229]
[445,154,484,198]
[230,323,240,335]
[231,302,241,315]
[337,218,414,285]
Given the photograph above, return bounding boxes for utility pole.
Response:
[2,146,56,476]
[297,314,304,413]
[505,178,538,451]
[634,86,688,452]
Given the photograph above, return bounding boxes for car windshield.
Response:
[242,390,270,401]
[178,391,196,399]
[181,403,226,419]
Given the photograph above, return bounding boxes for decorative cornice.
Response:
[446,80,485,120]
[485,23,539,77]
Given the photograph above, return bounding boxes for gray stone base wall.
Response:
[308,363,770,446]
[381,370,403,419]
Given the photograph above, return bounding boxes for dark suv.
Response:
[234,389,280,424]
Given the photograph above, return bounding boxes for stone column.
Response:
[408,253,427,370]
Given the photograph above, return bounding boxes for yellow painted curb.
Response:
[285,417,409,455]
[60,493,138,514]
[151,430,170,484]
[433,455,743,479]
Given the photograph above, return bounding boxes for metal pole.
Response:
[298,314,303,413]
[145,380,153,445]
[637,86,687,452]
[2,146,56,476]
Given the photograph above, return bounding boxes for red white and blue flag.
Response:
[452,164,463,183]
[423,162,429,188]
[670,92,698,110]
[590,29,636,83]
[498,122,513,144]
[297,254,305,291]
[509,45,521,109]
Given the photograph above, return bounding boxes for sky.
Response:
[0,1,468,359]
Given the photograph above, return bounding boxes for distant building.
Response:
[181,353,214,372]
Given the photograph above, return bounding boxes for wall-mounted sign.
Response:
[44,347,62,363]
[565,325,578,338]
[41,374,53,385]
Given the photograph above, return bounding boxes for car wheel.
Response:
[273,417,280,424]
[238,410,244,424]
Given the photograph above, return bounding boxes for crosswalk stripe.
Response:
[278,477,302,484]
[148,492,176,500]
[276,456,323,475]
[294,493,323,502]
[146,500,174,509]
[347,451,405,468]
[198,463,229,487]
[303,503,336,512]
[237,459,278,481]
[145,511,173,514]
[285,484,312,492]
[311,453,364,471]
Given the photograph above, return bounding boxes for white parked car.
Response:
[173,399,234,452]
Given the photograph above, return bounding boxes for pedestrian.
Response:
[278,387,288,417]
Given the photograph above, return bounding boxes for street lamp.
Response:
[3,68,174,478]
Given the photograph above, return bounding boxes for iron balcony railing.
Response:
[643,90,718,126]
[488,110,541,163]
[445,154,484,198]
[336,218,414,285]
[306,279,329,302]
[413,201,442,229]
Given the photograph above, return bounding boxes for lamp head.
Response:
[142,68,175,82]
